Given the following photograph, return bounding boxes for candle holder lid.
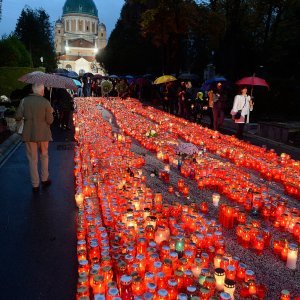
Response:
[157,289,168,296]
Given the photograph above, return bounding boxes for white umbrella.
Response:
[18,71,78,90]
[175,142,199,156]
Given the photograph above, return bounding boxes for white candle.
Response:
[191,258,202,278]
[286,243,298,270]
[224,279,235,299]
[164,164,170,172]
[75,192,84,207]
[214,268,225,291]
[214,254,222,268]
[212,193,221,207]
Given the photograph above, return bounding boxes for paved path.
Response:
[0,123,77,299]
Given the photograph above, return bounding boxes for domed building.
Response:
[55,0,107,75]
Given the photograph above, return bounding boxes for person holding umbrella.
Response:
[231,85,254,139]
[15,83,53,192]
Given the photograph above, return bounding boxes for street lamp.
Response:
[40,57,44,66]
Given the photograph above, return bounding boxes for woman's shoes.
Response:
[41,179,52,188]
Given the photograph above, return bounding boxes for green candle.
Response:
[175,235,185,252]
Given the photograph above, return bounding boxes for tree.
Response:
[0,35,32,67]
[138,0,199,73]
[97,1,161,75]
[15,6,57,71]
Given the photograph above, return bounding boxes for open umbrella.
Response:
[82,72,94,78]
[201,76,227,91]
[175,142,199,156]
[154,75,177,85]
[18,71,77,90]
[109,75,119,79]
[73,79,81,87]
[235,75,269,96]
[236,76,269,88]
[18,71,78,104]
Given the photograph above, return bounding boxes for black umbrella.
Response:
[82,72,94,78]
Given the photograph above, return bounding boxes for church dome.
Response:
[63,0,98,17]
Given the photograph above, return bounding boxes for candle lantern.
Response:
[199,268,210,285]
[212,193,221,207]
[167,278,178,299]
[175,235,185,256]
[224,279,236,299]
[226,265,236,281]
[146,216,157,230]
[244,269,255,283]
[214,267,225,291]
[191,257,202,278]
[199,287,210,300]
[248,279,257,296]
[236,263,247,281]
[286,243,298,270]
[254,236,265,255]
[280,290,291,300]
[155,225,170,245]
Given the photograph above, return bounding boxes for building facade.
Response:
[55,0,107,75]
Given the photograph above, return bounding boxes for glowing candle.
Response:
[214,267,225,291]
[286,243,298,270]
[175,235,185,253]
[214,254,222,268]
[212,193,221,207]
[280,289,291,300]
[248,280,257,295]
[191,258,202,278]
[224,279,235,299]
[75,193,84,207]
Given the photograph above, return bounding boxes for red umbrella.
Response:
[236,76,269,88]
[236,75,269,97]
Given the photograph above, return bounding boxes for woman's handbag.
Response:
[234,110,242,119]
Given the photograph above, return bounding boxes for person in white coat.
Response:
[231,86,254,139]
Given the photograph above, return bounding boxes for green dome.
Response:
[63,0,98,17]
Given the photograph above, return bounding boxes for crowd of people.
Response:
[74,75,254,140]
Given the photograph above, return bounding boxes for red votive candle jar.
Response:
[236,263,247,281]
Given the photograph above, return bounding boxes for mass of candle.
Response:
[72,97,299,299]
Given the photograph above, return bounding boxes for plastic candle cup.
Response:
[175,235,185,253]
[214,267,225,291]
[286,243,298,270]
[212,193,221,207]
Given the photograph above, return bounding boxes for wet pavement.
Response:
[0,122,77,299]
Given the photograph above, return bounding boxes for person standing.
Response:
[207,89,214,128]
[231,86,254,139]
[83,76,92,97]
[56,88,73,130]
[212,82,227,131]
[15,83,54,192]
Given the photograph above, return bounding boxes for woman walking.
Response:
[231,86,254,139]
